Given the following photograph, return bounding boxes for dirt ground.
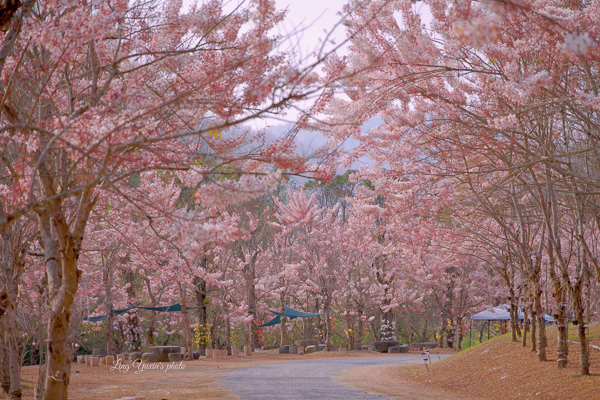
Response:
[342,326,600,400]
[336,362,469,400]
[14,329,600,399]
[16,349,396,400]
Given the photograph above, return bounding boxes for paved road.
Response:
[225,354,452,399]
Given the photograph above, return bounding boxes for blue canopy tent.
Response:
[256,315,282,328]
[138,304,184,312]
[83,305,139,322]
[256,306,321,328]
[83,303,199,322]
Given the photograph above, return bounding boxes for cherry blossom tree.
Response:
[317,0,599,375]
[0,0,336,395]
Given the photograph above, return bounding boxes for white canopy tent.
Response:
[470,305,554,341]
[471,305,554,323]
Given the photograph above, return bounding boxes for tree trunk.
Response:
[509,288,518,342]
[280,293,288,346]
[344,313,351,350]
[446,332,454,349]
[369,319,378,342]
[245,254,258,349]
[533,287,547,361]
[147,312,156,347]
[573,276,590,375]
[555,302,568,368]
[194,276,207,353]
[2,314,20,399]
[322,294,332,346]
[575,305,590,375]
[445,316,454,349]
[530,307,537,353]
[35,322,46,400]
[355,307,364,350]
[502,260,519,343]
[574,193,591,375]
[225,316,232,355]
[438,318,446,348]
[548,243,568,368]
[0,323,10,394]
[44,298,74,400]
[42,241,79,399]
[315,298,322,342]
[179,284,193,360]
[36,154,96,399]
[522,308,529,348]
[456,316,463,351]
[39,212,79,400]
[104,256,114,357]
[124,271,141,351]
[280,316,288,346]
[1,225,21,399]
[144,277,158,348]
[248,297,257,349]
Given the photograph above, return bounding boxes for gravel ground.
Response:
[225,354,453,399]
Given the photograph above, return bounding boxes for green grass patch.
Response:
[566,324,600,341]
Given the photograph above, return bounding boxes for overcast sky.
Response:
[183,1,430,176]
[270,0,366,174]
[274,0,348,61]
[182,0,374,175]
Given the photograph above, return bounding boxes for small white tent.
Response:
[469,305,555,341]
[471,305,554,323]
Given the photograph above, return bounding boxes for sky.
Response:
[243,0,350,131]
[233,0,355,175]
[269,0,371,177]
[266,1,431,173]
[182,0,377,177]
[274,0,349,62]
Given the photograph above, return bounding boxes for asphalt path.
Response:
[225,353,452,399]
